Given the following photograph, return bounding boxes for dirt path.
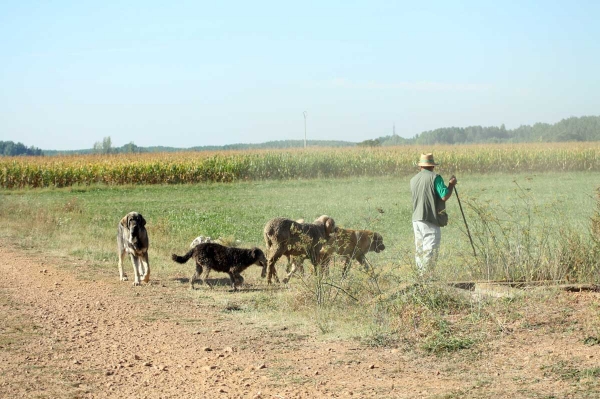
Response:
[1,240,598,398]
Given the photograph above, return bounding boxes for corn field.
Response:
[1,143,599,189]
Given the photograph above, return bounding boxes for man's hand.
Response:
[448,175,457,186]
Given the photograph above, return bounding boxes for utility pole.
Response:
[303,111,307,148]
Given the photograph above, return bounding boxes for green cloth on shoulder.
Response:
[435,175,449,198]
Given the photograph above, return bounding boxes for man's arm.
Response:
[439,175,457,202]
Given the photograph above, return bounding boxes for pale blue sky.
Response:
[1,1,599,150]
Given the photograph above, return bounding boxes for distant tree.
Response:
[378,134,414,146]
[0,141,43,156]
[93,141,103,154]
[120,142,141,153]
[357,139,381,147]
[93,136,113,154]
[103,137,112,154]
[2,141,14,155]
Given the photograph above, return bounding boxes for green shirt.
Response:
[435,175,449,198]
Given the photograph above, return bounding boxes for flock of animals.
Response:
[118,211,386,291]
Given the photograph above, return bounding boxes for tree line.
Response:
[45,139,354,156]
[4,115,600,155]
[43,138,143,156]
[370,115,600,146]
[0,141,43,156]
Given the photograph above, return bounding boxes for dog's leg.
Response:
[118,249,128,281]
[130,254,142,286]
[341,256,352,278]
[266,252,282,284]
[285,255,292,273]
[141,252,150,283]
[190,263,202,289]
[136,257,144,281]
[356,254,370,273]
[227,272,238,291]
[235,273,244,286]
[261,248,272,279]
[232,270,244,289]
[298,258,305,276]
[309,248,321,276]
[200,268,212,289]
[282,257,299,284]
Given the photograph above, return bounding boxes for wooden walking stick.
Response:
[454,186,477,257]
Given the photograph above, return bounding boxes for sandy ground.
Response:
[1,240,599,398]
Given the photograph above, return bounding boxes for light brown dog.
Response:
[263,215,336,284]
[322,228,385,276]
[117,212,150,286]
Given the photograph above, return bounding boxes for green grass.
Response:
[542,361,600,382]
[1,171,599,349]
[2,171,599,285]
[1,172,597,278]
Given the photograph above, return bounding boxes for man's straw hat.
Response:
[417,153,439,167]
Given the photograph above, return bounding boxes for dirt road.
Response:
[1,241,598,398]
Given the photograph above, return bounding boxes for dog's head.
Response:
[252,248,268,275]
[369,232,385,253]
[121,212,146,248]
[313,215,336,239]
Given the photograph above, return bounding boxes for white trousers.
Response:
[412,220,441,275]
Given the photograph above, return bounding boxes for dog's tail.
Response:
[171,248,194,264]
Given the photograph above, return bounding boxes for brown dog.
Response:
[263,215,336,284]
[322,228,385,276]
[117,212,150,286]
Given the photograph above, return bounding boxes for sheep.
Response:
[262,215,336,284]
[171,242,267,291]
[189,236,243,249]
[189,235,214,248]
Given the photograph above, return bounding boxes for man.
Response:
[410,153,457,276]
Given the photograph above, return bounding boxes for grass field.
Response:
[1,168,599,351]
[1,171,598,277]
